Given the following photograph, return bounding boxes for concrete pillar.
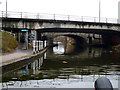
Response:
[37,32,41,40]
[25,31,28,49]
[88,34,92,45]
[18,31,21,42]
[31,30,37,40]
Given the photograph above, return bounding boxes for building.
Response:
[118,1,120,19]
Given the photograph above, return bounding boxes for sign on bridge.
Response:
[21,29,28,32]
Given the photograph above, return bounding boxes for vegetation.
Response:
[0,31,18,53]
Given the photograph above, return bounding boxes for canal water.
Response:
[1,38,120,88]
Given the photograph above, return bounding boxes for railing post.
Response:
[94,17,96,22]
[1,11,3,17]
[106,18,107,23]
[36,13,39,19]
[68,15,70,21]
[20,12,22,18]
[82,16,83,22]
[54,14,55,20]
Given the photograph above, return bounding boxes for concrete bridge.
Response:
[1,11,120,30]
[1,11,120,47]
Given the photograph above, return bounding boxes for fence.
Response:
[33,40,47,54]
[0,11,120,24]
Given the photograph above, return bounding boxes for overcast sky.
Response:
[0,0,120,19]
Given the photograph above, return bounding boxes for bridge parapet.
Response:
[1,11,120,24]
[1,11,120,32]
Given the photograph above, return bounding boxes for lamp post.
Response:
[6,0,7,17]
[99,0,101,22]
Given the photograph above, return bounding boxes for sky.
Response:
[0,0,120,19]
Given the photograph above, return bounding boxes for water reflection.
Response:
[53,36,76,55]
[53,42,102,59]
[2,43,120,88]
[53,42,65,54]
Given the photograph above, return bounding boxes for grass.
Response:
[0,31,18,53]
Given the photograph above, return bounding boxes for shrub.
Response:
[0,32,18,53]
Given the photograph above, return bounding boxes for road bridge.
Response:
[1,11,120,30]
[1,11,120,47]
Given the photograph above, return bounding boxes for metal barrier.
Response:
[1,11,120,24]
[33,40,47,54]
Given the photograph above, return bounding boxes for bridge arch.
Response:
[53,34,87,47]
[37,27,120,46]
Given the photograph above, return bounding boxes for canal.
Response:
[1,37,120,88]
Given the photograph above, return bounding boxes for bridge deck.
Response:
[2,17,120,27]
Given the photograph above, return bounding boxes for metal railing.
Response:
[0,11,120,24]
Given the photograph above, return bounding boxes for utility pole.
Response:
[118,1,120,19]
[99,0,101,22]
[6,0,7,17]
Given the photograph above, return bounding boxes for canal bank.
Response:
[0,46,50,67]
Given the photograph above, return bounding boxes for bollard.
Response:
[36,41,39,53]
[33,40,35,54]
[39,41,41,50]
[35,41,36,53]
[38,40,39,51]
[33,40,45,54]
[44,40,47,47]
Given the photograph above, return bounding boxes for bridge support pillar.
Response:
[88,34,92,45]
[37,31,41,40]
[18,30,21,43]
[89,37,92,45]
[25,31,29,49]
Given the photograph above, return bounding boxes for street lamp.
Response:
[6,0,7,17]
[99,0,101,22]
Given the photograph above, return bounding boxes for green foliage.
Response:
[0,31,18,53]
